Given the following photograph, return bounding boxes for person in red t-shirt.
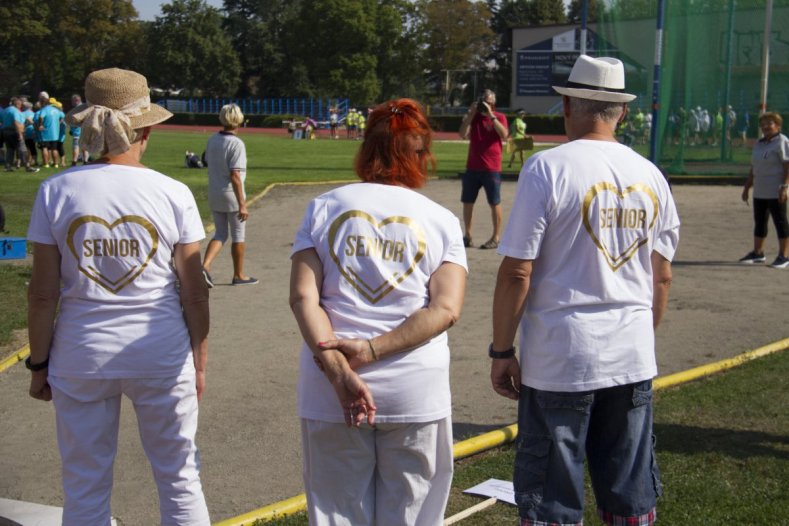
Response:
[458,89,509,249]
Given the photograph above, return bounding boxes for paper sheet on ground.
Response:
[462,478,516,506]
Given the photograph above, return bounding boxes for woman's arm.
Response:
[27,243,61,401]
[742,167,754,202]
[174,241,209,401]
[229,168,249,221]
[289,248,376,426]
[318,261,467,369]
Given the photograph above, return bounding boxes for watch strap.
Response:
[25,356,49,371]
[488,344,515,359]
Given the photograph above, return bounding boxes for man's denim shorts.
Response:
[515,381,662,526]
[461,170,501,205]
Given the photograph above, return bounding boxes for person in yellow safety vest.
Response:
[346,108,357,139]
[356,110,366,140]
[507,109,531,168]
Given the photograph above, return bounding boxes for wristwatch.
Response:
[25,356,49,371]
[488,344,515,359]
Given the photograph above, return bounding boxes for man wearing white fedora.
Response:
[489,54,680,525]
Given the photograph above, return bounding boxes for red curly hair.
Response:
[354,98,435,188]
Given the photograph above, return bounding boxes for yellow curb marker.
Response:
[213,337,788,525]
[0,344,30,374]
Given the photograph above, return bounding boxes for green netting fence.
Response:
[592,0,788,176]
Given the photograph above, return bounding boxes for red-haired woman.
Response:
[290,98,468,525]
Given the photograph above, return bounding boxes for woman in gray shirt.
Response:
[202,104,259,285]
[739,112,789,268]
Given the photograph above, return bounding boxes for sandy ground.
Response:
[1,180,787,525]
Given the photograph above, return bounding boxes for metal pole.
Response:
[759,0,773,114]
[580,0,588,55]
[720,0,736,161]
[649,0,667,163]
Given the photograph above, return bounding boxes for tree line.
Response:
[1,0,688,107]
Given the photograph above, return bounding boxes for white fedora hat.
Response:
[553,55,636,103]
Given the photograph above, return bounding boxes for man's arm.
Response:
[490,110,509,141]
[458,103,478,139]
[490,256,532,400]
[174,241,210,400]
[651,251,672,329]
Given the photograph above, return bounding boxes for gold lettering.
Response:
[599,208,649,229]
[393,241,405,263]
[342,235,408,262]
[82,238,143,257]
[345,235,356,256]
[102,239,115,257]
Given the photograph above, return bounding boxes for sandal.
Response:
[479,239,498,250]
[463,235,472,248]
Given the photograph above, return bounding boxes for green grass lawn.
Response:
[256,349,789,525]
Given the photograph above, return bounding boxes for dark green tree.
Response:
[1,0,141,97]
[526,0,567,24]
[567,0,601,23]
[148,0,241,96]
[374,0,425,101]
[289,0,382,104]
[222,0,301,97]
[417,0,495,104]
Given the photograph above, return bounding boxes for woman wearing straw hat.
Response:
[290,99,467,525]
[26,68,210,525]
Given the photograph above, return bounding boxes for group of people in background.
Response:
[1,92,90,172]
[667,104,747,147]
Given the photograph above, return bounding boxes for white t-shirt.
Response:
[291,183,468,423]
[751,133,789,199]
[27,164,205,378]
[206,132,247,212]
[499,140,680,392]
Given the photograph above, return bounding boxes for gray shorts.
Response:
[211,210,246,243]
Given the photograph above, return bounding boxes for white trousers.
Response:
[50,373,210,526]
[301,416,453,526]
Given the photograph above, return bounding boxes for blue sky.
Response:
[131,0,224,21]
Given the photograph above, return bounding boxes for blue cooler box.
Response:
[0,238,27,260]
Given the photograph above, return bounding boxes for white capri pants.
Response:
[211,210,246,243]
[301,416,453,526]
[49,373,210,526]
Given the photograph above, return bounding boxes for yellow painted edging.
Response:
[214,337,788,525]
[0,344,29,374]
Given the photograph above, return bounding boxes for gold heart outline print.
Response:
[582,182,658,272]
[328,210,426,304]
[66,215,159,294]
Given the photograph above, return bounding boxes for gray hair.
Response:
[569,97,624,123]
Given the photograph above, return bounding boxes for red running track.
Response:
[154,123,567,144]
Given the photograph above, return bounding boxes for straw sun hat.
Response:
[66,68,172,156]
[553,55,636,103]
